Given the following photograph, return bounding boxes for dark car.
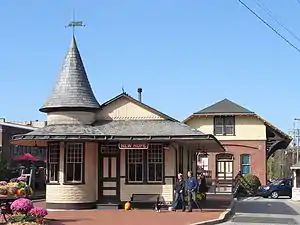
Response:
[257,178,292,199]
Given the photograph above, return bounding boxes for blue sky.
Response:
[0,0,299,133]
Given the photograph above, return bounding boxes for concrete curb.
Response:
[190,198,237,225]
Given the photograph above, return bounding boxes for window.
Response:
[147,146,163,182]
[65,142,84,184]
[100,144,120,154]
[197,154,209,171]
[48,143,60,183]
[128,150,144,182]
[241,154,251,174]
[127,144,164,184]
[214,116,235,135]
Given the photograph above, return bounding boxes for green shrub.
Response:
[241,174,261,192]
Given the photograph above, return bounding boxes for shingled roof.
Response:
[194,99,254,114]
[39,36,100,113]
[14,120,204,137]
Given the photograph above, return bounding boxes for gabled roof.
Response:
[40,36,100,113]
[194,99,254,115]
[100,92,178,122]
[183,99,292,142]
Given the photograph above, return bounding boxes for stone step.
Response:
[96,203,120,210]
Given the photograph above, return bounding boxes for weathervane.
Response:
[65,9,86,35]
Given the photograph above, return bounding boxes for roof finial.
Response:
[122,85,125,94]
[65,9,86,36]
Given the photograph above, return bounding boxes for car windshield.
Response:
[271,179,283,185]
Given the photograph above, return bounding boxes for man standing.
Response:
[198,173,207,201]
[186,171,198,212]
[171,173,185,211]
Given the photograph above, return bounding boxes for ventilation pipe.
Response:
[137,88,142,102]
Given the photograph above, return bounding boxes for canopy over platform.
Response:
[11,120,225,153]
[291,162,300,170]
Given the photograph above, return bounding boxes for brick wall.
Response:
[209,140,267,185]
[1,125,32,162]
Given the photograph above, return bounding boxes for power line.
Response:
[252,0,300,43]
[238,0,300,53]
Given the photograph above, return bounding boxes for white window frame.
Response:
[65,142,84,184]
[197,154,209,171]
[48,143,60,183]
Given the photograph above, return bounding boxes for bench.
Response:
[130,194,168,209]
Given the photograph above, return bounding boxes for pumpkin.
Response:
[124,201,131,211]
[10,187,18,195]
[16,188,24,196]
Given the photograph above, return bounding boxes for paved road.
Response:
[222,197,300,225]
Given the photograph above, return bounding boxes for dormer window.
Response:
[214,116,235,136]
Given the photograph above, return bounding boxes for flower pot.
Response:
[36,217,44,224]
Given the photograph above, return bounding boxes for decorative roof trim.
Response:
[40,107,99,113]
[100,93,178,122]
[11,133,222,143]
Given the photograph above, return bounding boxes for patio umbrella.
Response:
[14,153,38,162]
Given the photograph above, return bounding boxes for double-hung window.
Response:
[241,154,251,174]
[47,143,60,183]
[65,142,84,184]
[127,150,144,183]
[127,144,164,184]
[214,116,235,135]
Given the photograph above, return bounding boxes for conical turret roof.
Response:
[40,36,100,113]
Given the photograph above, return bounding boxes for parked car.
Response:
[257,178,292,199]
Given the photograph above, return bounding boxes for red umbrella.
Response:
[14,153,38,162]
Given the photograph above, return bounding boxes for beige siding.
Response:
[120,178,174,202]
[46,142,97,204]
[47,111,96,125]
[186,116,266,141]
[97,97,164,120]
[119,148,175,202]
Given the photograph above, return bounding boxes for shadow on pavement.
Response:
[236,201,298,215]
[232,216,298,224]
[46,218,94,225]
[203,195,232,210]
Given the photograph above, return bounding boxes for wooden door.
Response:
[217,161,233,180]
[98,152,120,204]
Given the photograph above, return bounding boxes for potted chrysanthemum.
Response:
[9,198,36,223]
[29,207,48,223]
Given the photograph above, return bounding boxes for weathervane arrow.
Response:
[65,20,86,36]
[65,21,86,28]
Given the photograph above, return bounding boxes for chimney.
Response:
[137,88,142,102]
[0,118,5,123]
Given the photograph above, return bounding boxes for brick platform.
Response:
[35,195,232,225]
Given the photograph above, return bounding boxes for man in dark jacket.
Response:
[186,171,198,212]
[198,173,207,201]
[171,173,186,211]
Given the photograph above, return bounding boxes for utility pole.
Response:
[294,118,300,163]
